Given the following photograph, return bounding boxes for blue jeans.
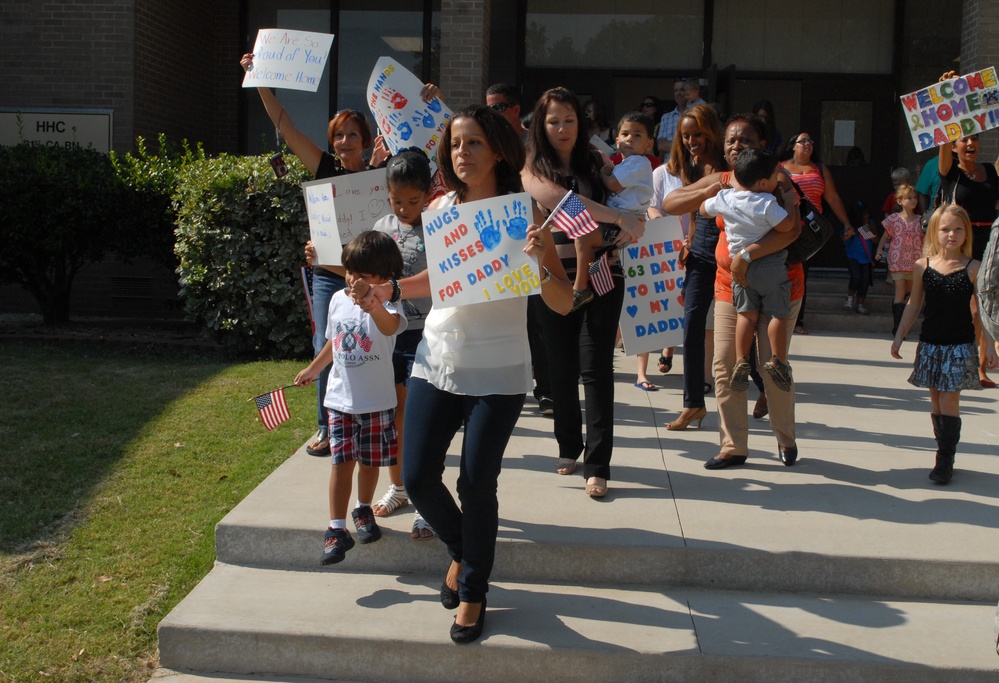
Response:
[312,270,347,431]
[681,252,716,409]
[402,377,525,603]
[540,275,624,480]
[846,258,871,299]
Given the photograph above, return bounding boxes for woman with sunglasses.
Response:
[780,131,853,335]
[240,52,436,458]
[935,72,999,386]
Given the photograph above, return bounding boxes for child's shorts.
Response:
[890,270,913,281]
[328,408,398,466]
[733,250,791,319]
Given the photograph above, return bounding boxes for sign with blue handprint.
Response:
[422,192,544,309]
[367,57,452,171]
[617,216,687,355]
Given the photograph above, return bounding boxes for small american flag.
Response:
[254,388,290,431]
[588,253,614,296]
[858,224,875,240]
[549,192,600,239]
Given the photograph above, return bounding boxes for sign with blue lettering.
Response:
[618,216,686,354]
[242,29,334,93]
[423,193,539,308]
[302,168,390,266]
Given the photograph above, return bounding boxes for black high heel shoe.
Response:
[450,598,486,644]
[440,562,459,610]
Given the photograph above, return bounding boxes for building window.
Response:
[243,1,439,155]
[712,0,894,74]
[525,0,704,70]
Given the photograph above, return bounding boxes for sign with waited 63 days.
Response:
[423,193,541,308]
[618,215,687,355]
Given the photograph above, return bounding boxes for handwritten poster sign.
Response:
[423,193,540,308]
[618,216,686,355]
[302,168,390,266]
[242,29,335,92]
[367,57,452,167]
[900,67,999,151]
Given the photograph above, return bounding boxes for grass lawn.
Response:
[0,339,316,682]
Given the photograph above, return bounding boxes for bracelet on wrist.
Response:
[538,266,552,285]
[389,279,402,304]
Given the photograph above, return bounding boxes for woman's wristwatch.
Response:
[739,249,752,264]
[538,267,552,285]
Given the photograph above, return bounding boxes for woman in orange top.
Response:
[663,114,803,469]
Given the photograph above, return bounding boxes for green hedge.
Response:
[173,153,313,359]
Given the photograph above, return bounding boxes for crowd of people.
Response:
[242,56,999,644]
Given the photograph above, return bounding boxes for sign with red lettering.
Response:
[242,29,334,93]
[302,169,390,266]
[423,193,539,309]
[618,216,686,354]
[900,67,999,151]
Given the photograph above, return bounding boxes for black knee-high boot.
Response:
[929,414,961,484]
[892,302,906,336]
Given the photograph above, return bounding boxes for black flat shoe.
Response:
[778,445,798,467]
[440,563,459,610]
[704,454,747,470]
[450,599,486,644]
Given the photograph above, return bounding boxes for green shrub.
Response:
[0,144,134,324]
[110,134,206,269]
[173,153,313,359]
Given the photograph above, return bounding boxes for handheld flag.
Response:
[588,253,614,296]
[858,224,875,240]
[548,192,600,239]
[254,388,290,431]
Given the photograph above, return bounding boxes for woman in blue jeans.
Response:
[369,105,573,643]
[522,87,646,499]
[660,104,727,431]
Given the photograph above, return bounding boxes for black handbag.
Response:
[786,180,836,263]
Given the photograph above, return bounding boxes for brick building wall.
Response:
[439,0,491,109]
[961,0,999,164]
[0,1,136,151]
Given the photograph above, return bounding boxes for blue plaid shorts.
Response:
[328,408,398,467]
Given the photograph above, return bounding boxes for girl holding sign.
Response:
[366,105,574,643]
[242,52,391,457]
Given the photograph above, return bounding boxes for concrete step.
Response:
[154,332,999,683]
[157,564,998,683]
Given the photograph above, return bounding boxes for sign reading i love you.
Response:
[618,215,686,355]
[301,168,390,266]
[367,57,452,167]
[242,29,335,93]
[423,193,540,308]
[900,67,999,151]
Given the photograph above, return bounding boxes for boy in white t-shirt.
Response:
[701,148,799,392]
[295,231,407,565]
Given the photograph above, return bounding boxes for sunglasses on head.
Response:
[489,102,512,113]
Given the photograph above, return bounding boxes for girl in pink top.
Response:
[877,183,924,334]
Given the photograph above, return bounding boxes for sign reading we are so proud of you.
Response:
[901,67,999,151]
[242,29,335,92]
[423,193,543,309]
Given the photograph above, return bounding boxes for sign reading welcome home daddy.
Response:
[423,192,541,308]
[900,67,999,151]
[242,29,334,92]
[618,216,686,355]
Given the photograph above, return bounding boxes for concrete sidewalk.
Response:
[156,330,999,682]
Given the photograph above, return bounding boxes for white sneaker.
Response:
[842,295,855,311]
[856,304,870,315]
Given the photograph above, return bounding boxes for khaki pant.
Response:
[713,298,801,455]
